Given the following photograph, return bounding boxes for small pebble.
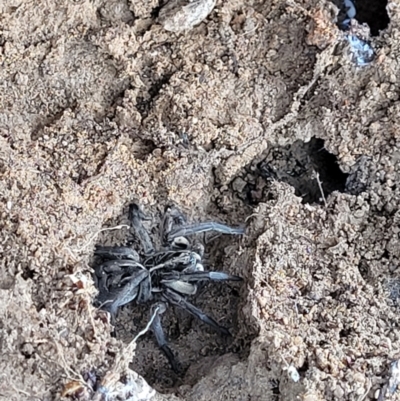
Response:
[232,177,247,193]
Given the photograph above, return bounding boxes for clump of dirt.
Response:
[1,0,400,400]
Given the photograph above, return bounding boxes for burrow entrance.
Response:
[331,0,389,35]
[93,204,256,393]
[229,137,349,205]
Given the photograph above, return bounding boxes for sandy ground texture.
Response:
[1,0,400,400]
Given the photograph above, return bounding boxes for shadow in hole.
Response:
[331,0,389,36]
[258,137,348,204]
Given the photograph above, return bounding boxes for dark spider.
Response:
[93,203,245,372]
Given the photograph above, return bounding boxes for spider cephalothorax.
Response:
[93,203,244,371]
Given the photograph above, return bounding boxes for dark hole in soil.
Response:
[331,0,389,36]
[20,345,33,360]
[230,137,349,205]
[258,137,348,204]
[356,0,390,35]
[339,328,352,338]
[125,235,247,392]
[150,1,164,19]
[270,379,280,395]
[298,358,309,373]
[329,289,343,300]
[358,258,369,280]
[21,266,36,280]
[136,73,173,119]
[91,205,253,393]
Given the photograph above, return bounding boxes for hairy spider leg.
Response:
[137,275,152,303]
[129,203,155,255]
[94,245,140,261]
[167,221,245,241]
[161,270,242,283]
[97,270,149,317]
[150,303,181,373]
[161,206,187,245]
[163,289,231,336]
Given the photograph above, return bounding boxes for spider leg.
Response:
[94,245,140,261]
[97,269,148,317]
[161,270,242,283]
[163,289,231,336]
[97,259,145,273]
[167,221,245,241]
[94,259,145,292]
[137,275,152,303]
[161,206,187,245]
[129,203,155,255]
[151,303,181,373]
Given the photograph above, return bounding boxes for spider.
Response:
[93,203,245,372]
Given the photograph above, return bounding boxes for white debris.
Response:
[159,0,216,33]
[287,365,300,382]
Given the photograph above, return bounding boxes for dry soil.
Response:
[1,0,400,400]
